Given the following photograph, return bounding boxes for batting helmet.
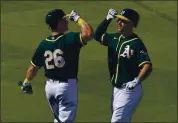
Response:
[45,9,66,29]
[115,8,140,28]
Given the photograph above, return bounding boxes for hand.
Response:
[106,8,118,20]
[18,81,33,94]
[125,78,141,90]
[69,10,80,22]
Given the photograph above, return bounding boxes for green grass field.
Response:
[1,1,177,122]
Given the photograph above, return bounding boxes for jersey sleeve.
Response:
[100,33,115,46]
[136,41,152,67]
[30,42,44,68]
[65,32,87,47]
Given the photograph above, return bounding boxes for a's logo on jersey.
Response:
[140,50,147,55]
[120,45,134,59]
[114,37,118,40]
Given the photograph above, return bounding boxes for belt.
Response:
[47,78,77,83]
[47,79,67,83]
[113,83,126,89]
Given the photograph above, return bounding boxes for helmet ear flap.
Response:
[134,18,139,28]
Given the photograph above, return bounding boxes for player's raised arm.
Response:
[68,10,93,43]
[94,9,117,45]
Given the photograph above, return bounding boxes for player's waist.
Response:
[47,78,77,83]
[112,83,126,89]
[111,78,134,89]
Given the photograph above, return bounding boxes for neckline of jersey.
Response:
[116,33,138,40]
[46,33,64,42]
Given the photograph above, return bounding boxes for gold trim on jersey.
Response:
[30,61,40,68]
[115,35,122,50]
[114,37,138,84]
[139,61,151,67]
[46,35,64,42]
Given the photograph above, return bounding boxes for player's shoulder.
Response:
[107,32,121,38]
[63,32,81,43]
[37,40,46,47]
[133,34,143,43]
[64,32,80,37]
[133,34,147,47]
[32,40,46,52]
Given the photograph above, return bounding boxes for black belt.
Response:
[47,78,77,83]
[113,83,126,89]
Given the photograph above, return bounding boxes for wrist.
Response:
[106,16,111,21]
[104,18,112,23]
[24,78,30,83]
[135,77,141,83]
[77,18,84,25]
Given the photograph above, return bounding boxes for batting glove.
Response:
[69,10,80,22]
[18,81,33,94]
[106,8,118,20]
[125,78,141,90]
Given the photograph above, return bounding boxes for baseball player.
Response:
[94,8,152,122]
[19,9,93,122]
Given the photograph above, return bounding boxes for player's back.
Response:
[31,32,86,81]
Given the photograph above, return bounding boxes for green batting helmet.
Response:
[45,9,66,29]
[115,8,140,28]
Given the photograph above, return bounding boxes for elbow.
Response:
[81,31,94,41]
[94,31,102,42]
[147,64,153,74]
[87,30,94,40]
[27,65,38,80]
[93,32,98,41]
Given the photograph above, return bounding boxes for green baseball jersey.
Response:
[99,32,152,87]
[30,32,86,80]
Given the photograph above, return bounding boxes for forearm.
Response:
[137,64,152,82]
[78,18,93,42]
[24,64,38,82]
[94,18,112,42]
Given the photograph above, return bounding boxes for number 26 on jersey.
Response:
[44,49,65,69]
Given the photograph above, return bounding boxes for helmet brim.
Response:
[115,15,130,21]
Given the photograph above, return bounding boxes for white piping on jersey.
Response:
[79,33,85,46]
[30,60,40,68]
[115,35,122,51]
[111,35,122,83]
[101,33,106,44]
[139,61,151,67]
[114,37,138,84]
[46,35,64,42]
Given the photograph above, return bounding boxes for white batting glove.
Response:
[125,78,141,90]
[106,8,118,20]
[69,10,80,22]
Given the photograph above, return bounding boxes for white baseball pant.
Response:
[111,84,142,122]
[45,78,78,123]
